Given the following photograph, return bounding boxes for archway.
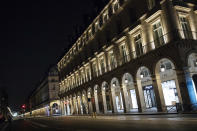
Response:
[122,73,138,112]
[155,58,182,112]
[87,88,94,114]
[136,66,157,112]
[69,95,74,115]
[102,81,113,113]
[52,103,60,115]
[73,94,78,114]
[82,90,88,114]
[111,77,124,113]
[77,92,83,114]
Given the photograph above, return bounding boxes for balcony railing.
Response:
[62,30,197,93]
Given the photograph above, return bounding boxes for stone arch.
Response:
[136,66,157,112]
[122,73,138,112]
[73,93,78,114]
[155,58,182,112]
[110,77,124,113]
[81,90,88,114]
[76,92,83,114]
[101,81,113,113]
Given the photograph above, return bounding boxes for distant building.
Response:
[28,66,60,116]
[0,88,8,119]
[58,0,197,116]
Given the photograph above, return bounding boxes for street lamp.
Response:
[140,72,144,78]
[160,64,165,72]
[112,82,116,87]
[125,78,128,84]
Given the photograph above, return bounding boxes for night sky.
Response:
[0,0,108,110]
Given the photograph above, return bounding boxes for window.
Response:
[103,11,109,23]
[134,34,144,56]
[113,0,119,13]
[147,0,155,10]
[120,43,129,63]
[108,51,117,70]
[100,56,106,74]
[179,16,192,39]
[88,29,92,39]
[153,20,165,47]
[95,21,99,32]
[165,62,172,70]
[86,67,91,81]
[193,60,197,67]
[92,62,97,77]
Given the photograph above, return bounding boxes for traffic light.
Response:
[21,104,26,109]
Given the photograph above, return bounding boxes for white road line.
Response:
[1,123,9,131]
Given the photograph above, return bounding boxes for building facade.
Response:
[27,66,60,117]
[58,0,197,115]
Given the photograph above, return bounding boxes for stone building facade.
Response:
[58,0,197,115]
[28,66,60,116]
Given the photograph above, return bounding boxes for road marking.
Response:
[0,123,9,131]
[26,120,48,128]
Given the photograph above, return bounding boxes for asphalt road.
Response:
[1,114,197,131]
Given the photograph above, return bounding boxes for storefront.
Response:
[129,89,138,109]
[143,85,156,108]
[161,80,179,106]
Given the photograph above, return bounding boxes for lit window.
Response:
[108,51,117,70]
[120,43,129,63]
[153,20,165,47]
[100,56,106,75]
[134,34,144,56]
[92,62,97,77]
[179,16,192,39]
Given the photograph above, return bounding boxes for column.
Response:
[111,87,118,113]
[122,84,130,113]
[161,0,181,41]
[94,90,100,114]
[102,89,108,114]
[135,79,146,112]
[152,75,166,112]
[120,87,127,113]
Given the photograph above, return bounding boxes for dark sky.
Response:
[0,0,108,110]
